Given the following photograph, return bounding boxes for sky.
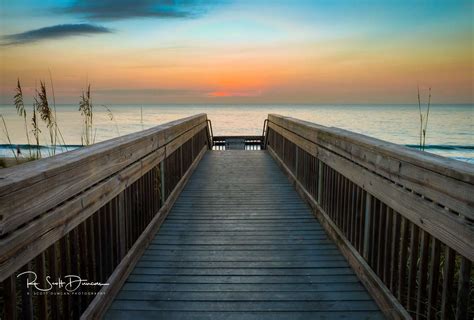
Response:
[0,0,472,104]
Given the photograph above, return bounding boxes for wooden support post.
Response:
[317,161,323,204]
[160,161,166,204]
[456,257,472,320]
[363,192,372,260]
[4,275,16,320]
[295,147,299,177]
[118,192,126,259]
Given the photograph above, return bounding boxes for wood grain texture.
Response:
[0,114,207,235]
[268,115,474,220]
[268,120,474,261]
[81,145,207,320]
[104,151,383,320]
[268,146,410,320]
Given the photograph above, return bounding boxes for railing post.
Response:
[160,161,166,204]
[295,147,299,176]
[317,160,323,203]
[363,192,372,260]
[118,192,126,259]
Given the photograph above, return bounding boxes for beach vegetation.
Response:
[417,86,432,151]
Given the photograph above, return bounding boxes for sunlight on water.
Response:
[0,104,472,161]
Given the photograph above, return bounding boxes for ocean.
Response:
[0,104,473,162]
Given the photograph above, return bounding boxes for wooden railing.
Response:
[266,114,473,320]
[0,114,211,319]
[212,136,264,150]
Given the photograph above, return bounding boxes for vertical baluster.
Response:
[416,230,430,319]
[427,239,441,320]
[49,243,60,317]
[104,202,112,277]
[376,201,385,275]
[78,221,89,309]
[340,176,347,234]
[160,161,166,204]
[317,160,322,204]
[70,228,81,318]
[93,210,103,283]
[383,205,393,284]
[35,252,48,319]
[398,217,409,305]
[331,169,337,219]
[3,275,17,320]
[354,186,361,250]
[294,146,299,177]
[350,182,356,242]
[407,224,420,314]
[440,247,455,319]
[118,192,126,260]
[60,235,71,318]
[19,263,33,320]
[363,192,372,260]
[390,212,400,293]
[455,256,471,320]
[358,189,365,253]
[370,198,379,269]
[86,216,97,291]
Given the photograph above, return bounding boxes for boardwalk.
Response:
[106,151,383,319]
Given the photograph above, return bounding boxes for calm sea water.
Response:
[0,104,472,162]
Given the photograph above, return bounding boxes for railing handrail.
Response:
[0,113,207,236]
[0,114,208,282]
[268,114,474,183]
[266,114,473,319]
[268,114,473,260]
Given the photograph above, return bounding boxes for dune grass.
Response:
[417,86,432,151]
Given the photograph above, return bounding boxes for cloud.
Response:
[63,0,212,21]
[1,24,112,46]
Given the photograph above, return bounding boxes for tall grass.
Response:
[36,81,57,156]
[79,84,95,146]
[31,101,41,159]
[102,104,121,137]
[14,79,31,157]
[0,115,18,161]
[417,86,432,151]
[2,79,120,166]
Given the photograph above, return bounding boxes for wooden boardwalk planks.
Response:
[106,151,383,319]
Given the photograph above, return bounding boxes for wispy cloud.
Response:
[1,24,112,46]
[63,0,212,21]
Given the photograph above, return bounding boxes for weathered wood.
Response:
[268,115,474,220]
[19,263,33,320]
[407,223,420,313]
[416,230,430,320]
[3,275,16,320]
[0,147,165,281]
[455,257,472,320]
[35,252,48,319]
[0,114,207,235]
[440,247,456,319]
[81,145,208,320]
[104,150,383,319]
[426,239,441,320]
[268,147,409,319]
[268,120,474,261]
